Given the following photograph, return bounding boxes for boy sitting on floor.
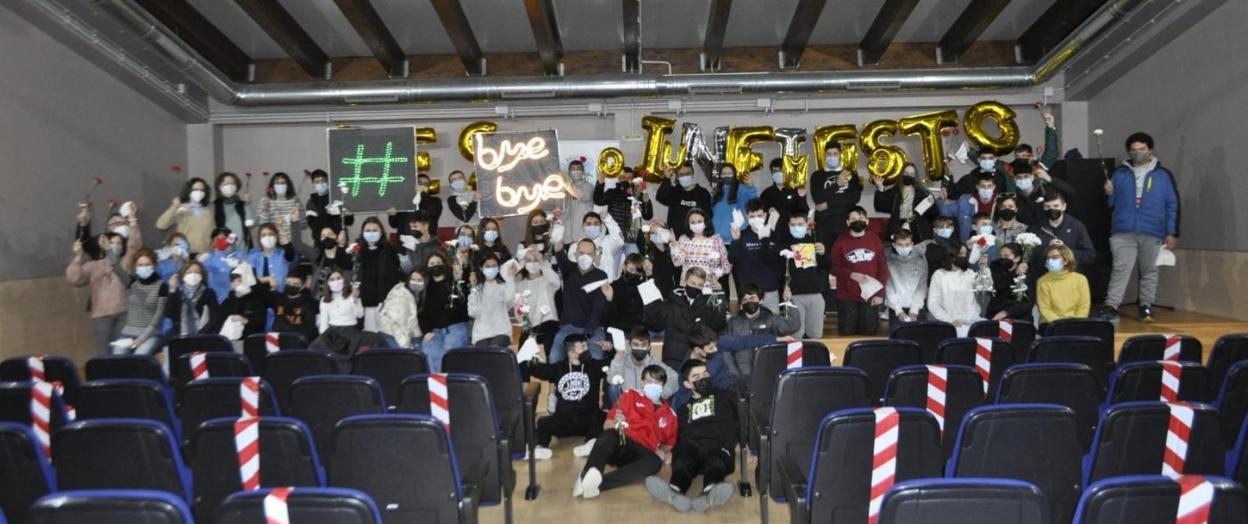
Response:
[576,364,678,499]
[522,334,606,460]
[646,359,738,512]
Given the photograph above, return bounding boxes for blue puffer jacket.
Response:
[712,182,758,245]
[1107,160,1180,239]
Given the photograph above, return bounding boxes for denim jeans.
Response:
[549,324,606,363]
[422,322,470,372]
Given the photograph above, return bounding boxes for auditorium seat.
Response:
[935,337,1013,400]
[1215,361,1248,446]
[52,419,192,501]
[1229,418,1248,485]
[263,351,339,409]
[74,379,180,439]
[879,478,1049,524]
[187,416,325,522]
[1,355,81,403]
[166,334,234,368]
[178,377,279,441]
[1028,336,1115,390]
[996,363,1101,451]
[286,375,386,463]
[0,423,55,524]
[243,332,310,375]
[351,349,429,410]
[781,407,943,523]
[1046,318,1115,348]
[172,351,252,389]
[884,364,985,459]
[0,381,69,431]
[947,404,1083,522]
[215,487,383,524]
[1072,475,1248,524]
[740,341,833,494]
[85,354,166,383]
[969,320,1037,365]
[1105,360,1213,405]
[1118,334,1203,364]
[844,339,922,404]
[1208,333,1248,394]
[890,320,957,364]
[29,490,193,524]
[1084,401,1224,486]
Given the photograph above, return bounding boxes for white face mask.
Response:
[747,216,766,230]
[182,273,203,287]
[111,225,130,239]
[273,184,287,197]
[220,184,238,198]
[260,236,277,249]
[524,261,542,274]
[577,254,594,271]
[328,280,345,293]
[234,285,252,297]
[689,222,706,235]
[189,190,205,203]
[979,159,996,172]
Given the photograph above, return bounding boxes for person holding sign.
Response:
[388,173,444,236]
[446,170,480,223]
[657,162,713,238]
[828,207,888,336]
[779,214,829,339]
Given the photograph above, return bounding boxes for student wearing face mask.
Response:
[157,177,215,253]
[646,358,738,513]
[379,268,425,348]
[657,161,713,238]
[729,200,782,309]
[246,223,298,300]
[927,244,983,337]
[304,169,354,236]
[1007,160,1074,226]
[312,270,367,360]
[994,195,1029,246]
[467,253,516,346]
[986,243,1034,322]
[216,269,269,342]
[829,207,888,335]
[643,220,679,295]
[759,158,809,227]
[921,216,961,282]
[873,162,939,241]
[446,170,480,223]
[951,150,1008,199]
[68,224,142,355]
[671,208,731,290]
[810,141,863,248]
[607,254,648,333]
[551,239,611,363]
[388,173,444,236]
[395,210,443,274]
[156,233,191,281]
[607,327,679,407]
[523,209,559,260]
[1037,244,1090,327]
[265,267,319,343]
[563,212,625,279]
[722,286,801,379]
[522,334,608,461]
[561,160,598,241]
[293,225,351,296]
[779,213,830,339]
[576,365,678,500]
[354,217,402,331]
[511,247,561,356]
[709,164,757,248]
[449,224,477,276]
[204,228,243,304]
[939,171,998,242]
[213,172,255,251]
[885,230,928,324]
[166,261,221,337]
[594,167,654,251]
[669,325,734,410]
[418,252,470,371]
[472,217,511,269]
[1026,190,1096,277]
[966,213,1000,263]
[256,172,304,242]
[114,249,169,355]
[643,267,728,368]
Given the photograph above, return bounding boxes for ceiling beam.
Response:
[780,0,829,69]
[132,0,252,81]
[429,0,486,76]
[523,0,564,76]
[1015,0,1109,63]
[857,0,921,66]
[232,0,330,79]
[937,0,1012,64]
[331,0,408,77]
[701,0,733,71]
[622,0,640,73]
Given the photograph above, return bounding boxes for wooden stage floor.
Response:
[484,308,1248,524]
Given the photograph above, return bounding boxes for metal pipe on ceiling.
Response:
[73,0,1144,108]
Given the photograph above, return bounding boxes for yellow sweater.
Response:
[1037,270,1091,323]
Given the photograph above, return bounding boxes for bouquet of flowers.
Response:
[513,291,532,331]
[1016,232,1043,261]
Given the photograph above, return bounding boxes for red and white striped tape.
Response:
[868,407,900,524]
[263,487,292,524]
[1160,361,1183,402]
[974,338,993,395]
[1175,475,1214,524]
[997,320,1013,343]
[1162,403,1195,479]
[241,377,261,418]
[265,332,281,354]
[429,373,451,432]
[925,365,947,434]
[234,417,261,491]
[189,351,210,381]
[27,356,74,421]
[30,381,53,459]
[27,356,45,382]
[786,341,803,369]
[1164,335,1183,361]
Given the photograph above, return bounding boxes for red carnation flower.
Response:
[303,169,312,176]
[350,243,363,254]
[244,172,253,178]
[579,156,587,163]
[262,171,270,177]
[170,164,182,173]
[91,176,104,185]
[941,129,953,137]
[107,199,119,209]
[977,236,989,247]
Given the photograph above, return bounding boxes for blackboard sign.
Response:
[475,129,566,217]
[327,127,417,212]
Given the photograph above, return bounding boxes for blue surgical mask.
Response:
[678,175,694,188]
[935,227,954,239]
[643,383,663,403]
[650,231,668,245]
[482,267,500,280]
[584,225,602,239]
[789,225,808,238]
[1046,258,1065,273]
[363,231,382,243]
[483,230,499,243]
[450,179,466,192]
[314,182,329,195]
[978,188,994,202]
[457,235,472,247]
[978,225,994,236]
[1015,178,1033,192]
[772,171,784,186]
[826,155,841,170]
[979,159,996,172]
[135,266,154,279]
[174,240,189,256]
[895,246,912,257]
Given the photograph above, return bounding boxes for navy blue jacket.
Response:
[1108,161,1180,239]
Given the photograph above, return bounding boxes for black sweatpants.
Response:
[669,438,735,494]
[537,408,603,446]
[836,299,880,335]
[582,429,662,491]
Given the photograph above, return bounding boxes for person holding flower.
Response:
[986,242,1034,321]
[157,177,215,254]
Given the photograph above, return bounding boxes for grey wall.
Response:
[1087,0,1248,252]
[0,4,187,280]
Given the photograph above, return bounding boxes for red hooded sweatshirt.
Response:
[606,389,678,452]
[829,230,889,303]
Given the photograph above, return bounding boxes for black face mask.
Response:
[623,271,642,283]
[684,286,702,299]
[321,238,337,250]
[997,209,1017,221]
[531,224,549,237]
[631,349,649,361]
[741,301,761,315]
[1046,208,1063,221]
[901,175,916,186]
[849,220,868,233]
[428,265,447,278]
[409,227,423,238]
[285,286,303,297]
[693,377,712,396]
[953,256,970,270]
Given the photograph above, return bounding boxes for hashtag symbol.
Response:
[340,141,409,197]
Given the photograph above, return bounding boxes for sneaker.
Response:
[1097,305,1120,321]
[532,446,553,460]
[581,467,603,499]
[573,475,584,498]
[1139,304,1155,323]
[691,494,711,513]
[572,438,596,458]
[645,476,691,512]
[707,482,734,508]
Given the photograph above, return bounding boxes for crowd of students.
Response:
[63,119,1180,511]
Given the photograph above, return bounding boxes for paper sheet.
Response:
[607,327,627,353]
[220,317,245,341]
[581,278,612,293]
[638,279,663,305]
[791,243,817,269]
[1156,247,1176,267]
[399,235,418,251]
[914,194,935,215]
[858,275,883,301]
[516,336,541,362]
